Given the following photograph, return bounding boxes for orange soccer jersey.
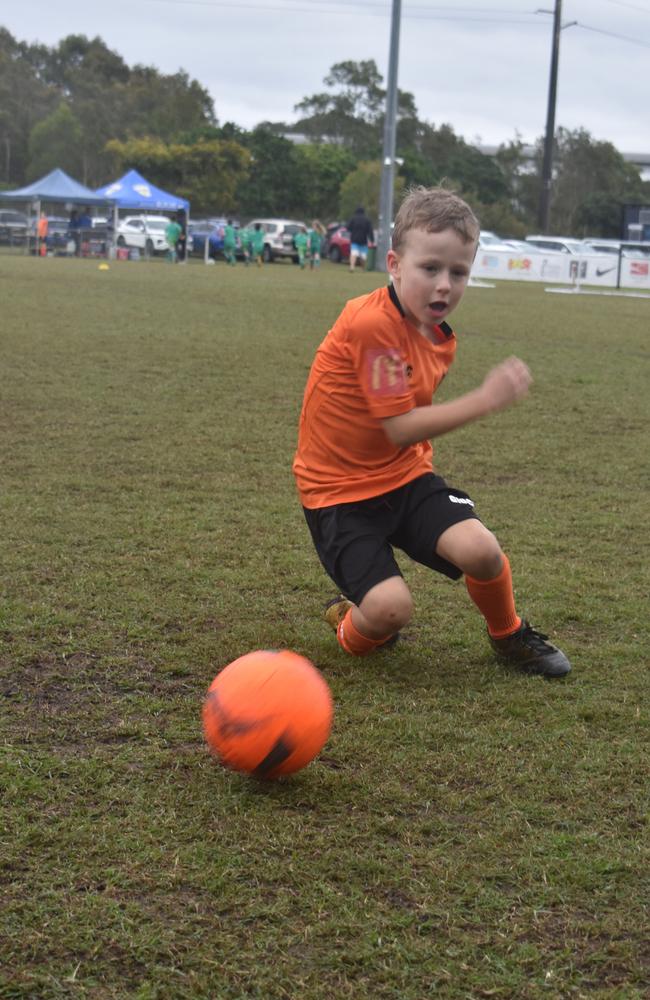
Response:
[293,284,457,508]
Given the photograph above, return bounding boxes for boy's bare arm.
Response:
[382,356,532,448]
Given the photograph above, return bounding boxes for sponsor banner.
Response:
[623,258,650,286]
[471,248,650,291]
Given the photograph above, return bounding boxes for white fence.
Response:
[471,249,650,292]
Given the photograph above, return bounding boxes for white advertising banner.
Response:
[470,249,650,292]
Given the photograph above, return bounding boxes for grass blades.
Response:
[1,256,649,998]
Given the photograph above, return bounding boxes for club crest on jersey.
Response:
[367,349,407,395]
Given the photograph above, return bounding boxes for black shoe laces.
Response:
[520,621,551,651]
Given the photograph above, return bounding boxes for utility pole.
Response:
[538,0,563,232]
[375,0,402,272]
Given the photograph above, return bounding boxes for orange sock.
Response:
[465,555,521,638]
[337,608,394,656]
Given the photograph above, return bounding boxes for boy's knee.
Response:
[465,535,504,580]
[438,520,504,580]
[362,585,413,632]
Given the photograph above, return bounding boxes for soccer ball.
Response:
[202,649,333,779]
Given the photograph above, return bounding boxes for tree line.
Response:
[1,29,647,236]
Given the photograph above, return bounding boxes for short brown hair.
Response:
[392,185,480,252]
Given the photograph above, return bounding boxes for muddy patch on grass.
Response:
[1,650,197,749]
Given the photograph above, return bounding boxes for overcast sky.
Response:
[3,0,650,152]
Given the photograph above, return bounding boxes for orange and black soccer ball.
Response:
[202,649,333,779]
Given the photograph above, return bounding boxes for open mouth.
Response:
[428,301,448,316]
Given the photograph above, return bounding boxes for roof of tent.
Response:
[94,170,189,211]
[0,168,113,206]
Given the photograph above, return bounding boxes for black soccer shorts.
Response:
[302,473,480,606]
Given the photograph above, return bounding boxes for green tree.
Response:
[0,29,218,188]
[27,102,83,180]
[45,35,134,184]
[294,60,384,157]
[549,127,645,236]
[472,199,528,238]
[124,66,215,143]
[293,143,356,220]
[338,160,404,224]
[404,123,509,205]
[293,59,420,162]
[105,136,249,214]
[0,29,56,185]
[236,127,306,217]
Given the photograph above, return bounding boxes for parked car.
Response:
[0,208,28,246]
[322,221,344,256]
[47,217,75,251]
[188,218,227,259]
[525,235,585,255]
[246,218,308,263]
[581,238,650,259]
[116,215,172,255]
[502,239,542,254]
[478,230,515,252]
[28,216,74,254]
[327,225,350,262]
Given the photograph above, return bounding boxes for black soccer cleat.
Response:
[489,619,571,678]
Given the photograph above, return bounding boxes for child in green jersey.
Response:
[223,219,237,265]
[309,220,324,269]
[238,226,251,265]
[251,223,265,267]
[294,229,308,269]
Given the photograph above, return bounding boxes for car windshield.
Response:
[583,243,618,255]
[146,220,168,231]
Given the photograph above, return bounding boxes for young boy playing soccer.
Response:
[292,187,570,677]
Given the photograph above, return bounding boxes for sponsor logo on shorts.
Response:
[449,494,475,506]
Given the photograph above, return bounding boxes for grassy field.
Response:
[1,254,648,999]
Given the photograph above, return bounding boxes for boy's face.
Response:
[387,227,476,334]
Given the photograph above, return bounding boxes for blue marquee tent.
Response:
[94,169,189,212]
[0,168,113,207]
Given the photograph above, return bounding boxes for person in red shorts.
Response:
[292,186,570,677]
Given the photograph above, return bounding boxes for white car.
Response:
[246,218,308,263]
[525,235,585,255]
[581,238,650,259]
[478,230,516,252]
[116,215,172,255]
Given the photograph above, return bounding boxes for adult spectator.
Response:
[37,212,48,257]
[78,206,92,233]
[73,207,92,257]
[175,210,187,263]
[69,208,81,256]
[347,206,374,272]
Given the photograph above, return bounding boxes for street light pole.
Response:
[375,0,402,272]
[538,0,562,232]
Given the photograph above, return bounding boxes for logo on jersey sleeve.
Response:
[366,348,407,396]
